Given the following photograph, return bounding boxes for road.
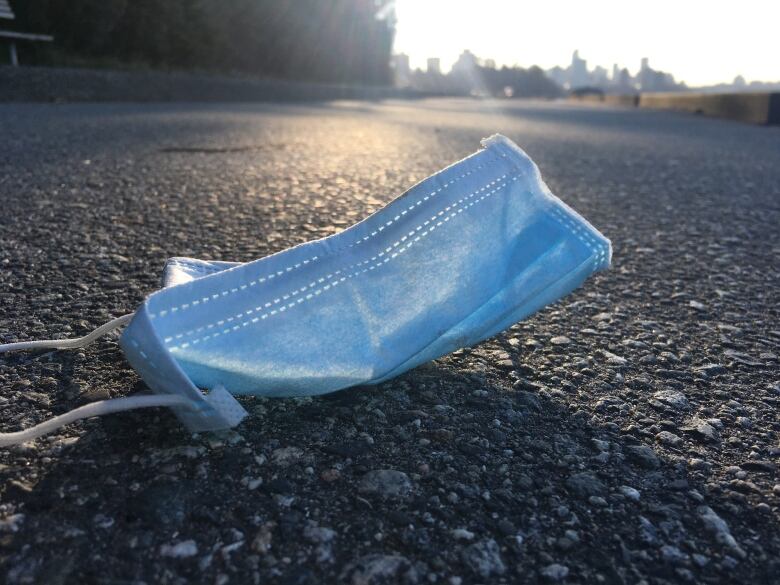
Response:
[0,99,778,584]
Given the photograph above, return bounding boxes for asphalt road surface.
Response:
[1,99,779,585]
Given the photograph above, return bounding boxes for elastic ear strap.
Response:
[0,394,193,447]
[0,313,135,354]
[0,313,195,447]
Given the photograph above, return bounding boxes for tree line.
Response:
[10,0,396,85]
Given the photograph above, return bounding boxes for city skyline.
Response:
[393,0,779,88]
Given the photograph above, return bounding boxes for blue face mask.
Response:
[0,134,610,444]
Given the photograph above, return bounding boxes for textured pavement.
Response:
[0,99,779,584]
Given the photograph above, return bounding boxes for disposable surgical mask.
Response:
[0,135,611,446]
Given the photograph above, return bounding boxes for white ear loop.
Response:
[0,313,134,353]
[0,394,192,447]
[0,314,194,447]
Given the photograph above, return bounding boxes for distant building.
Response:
[545,51,683,94]
[592,65,609,85]
[406,49,563,98]
[546,65,567,88]
[452,50,478,74]
[569,50,589,88]
[636,57,679,92]
[392,53,411,87]
[617,67,633,90]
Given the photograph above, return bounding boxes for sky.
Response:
[393,0,779,87]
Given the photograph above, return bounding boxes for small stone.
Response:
[359,470,412,499]
[602,351,628,365]
[699,506,746,559]
[619,486,641,501]
[451,528,475,541]
[251,522,276,553]
[682,419,720,443]
[340,554,418,584]
[304,525,336,544]
[639,516,658,544]
[93,514,114,529]
[0,513,24,533]
[550,336,571,346]
[626,445,660,469]
[688,458,709,470]
[460,539,506,578]
[656,431,683,448]
[688,489,705,503]
[652,390,690,410]
[556,536,576,550]
[740,460,776,473]
[272,446,304,466]
[540,563,569,581]
[566,472,605,497]
[660,545,688,564]
[694,364,726,377]
[321,468,341,482]
[516,391,541,411]
[160,540,198,558]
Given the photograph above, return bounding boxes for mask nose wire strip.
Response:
[0,394,194,447]
[0,313,134,354]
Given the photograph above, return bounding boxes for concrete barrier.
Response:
[568,93,639,107]
[603,94,639,107]
[568,93,605,105]
[639,92,780,125]
[0,65,422,103]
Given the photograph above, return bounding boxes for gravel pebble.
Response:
[541,563,570,581]
[159,540,198,559]
[460,539,506,578]
[358,469,412,499]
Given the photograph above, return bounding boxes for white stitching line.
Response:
[550,207,606,267]
[149,154,506,320]
[165,172,514,345]
[548,206,609,269]
[128,339,159,370]
[164,173,509,343]
[167,172,524,352]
